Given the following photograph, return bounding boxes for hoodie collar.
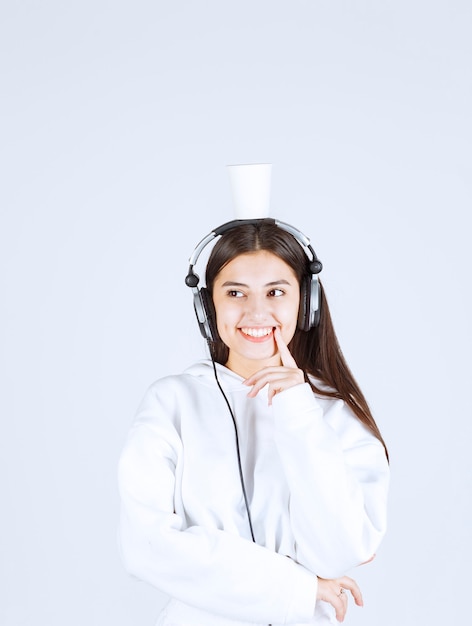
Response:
[183,359,248,391]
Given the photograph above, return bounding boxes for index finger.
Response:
[274,328,298,368]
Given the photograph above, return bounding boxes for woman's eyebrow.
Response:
[265,280,291,287]
[220,281,249,288]
[220,279,292,287]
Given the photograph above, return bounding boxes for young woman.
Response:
[118,219,389,626]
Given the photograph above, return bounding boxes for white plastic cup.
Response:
[226,163,272,219]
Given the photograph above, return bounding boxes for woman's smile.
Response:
[239,326,274,341]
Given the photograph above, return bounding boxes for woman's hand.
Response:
[317,576,363,623]
[243,328,304,404]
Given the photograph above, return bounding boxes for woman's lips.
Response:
[238,327,274,342]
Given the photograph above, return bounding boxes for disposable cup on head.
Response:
[226,163,272,219]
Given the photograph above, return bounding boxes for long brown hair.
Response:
[205,220,388,460]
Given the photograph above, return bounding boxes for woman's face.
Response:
[212,250,300,378]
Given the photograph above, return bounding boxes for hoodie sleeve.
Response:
[117,384,318,625]
[272,383,389,579]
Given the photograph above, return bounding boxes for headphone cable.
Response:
[210,348,273,626]
[210,349,256,543]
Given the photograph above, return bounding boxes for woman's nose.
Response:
[246,296,269,320]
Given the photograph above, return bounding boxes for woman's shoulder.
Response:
[124,361,216,447]
[144,359,246,398]
[135,359,239,419]
[144,359,216,393]
[306,375,381,449]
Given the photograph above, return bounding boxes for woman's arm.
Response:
[118,410,318,624]
[244,329,389,578]
[271,382,389,578]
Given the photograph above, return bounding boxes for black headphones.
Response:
[185,218,323,342]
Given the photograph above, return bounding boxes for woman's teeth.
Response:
[240,327,273,337]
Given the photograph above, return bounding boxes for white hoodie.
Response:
[118,360,389,626]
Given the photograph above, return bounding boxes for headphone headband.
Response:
[186,218,322,286]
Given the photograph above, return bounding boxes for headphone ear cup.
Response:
[311,279,321,328]
[298,276,321,331]
[193,287,218,341]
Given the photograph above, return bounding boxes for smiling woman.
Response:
[118,213,389,626]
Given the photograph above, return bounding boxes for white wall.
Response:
[1,1,470,625]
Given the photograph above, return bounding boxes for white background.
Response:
[1,1,470,625]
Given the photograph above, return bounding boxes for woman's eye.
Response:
[227,290,244,298]
[268,288,284,297]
